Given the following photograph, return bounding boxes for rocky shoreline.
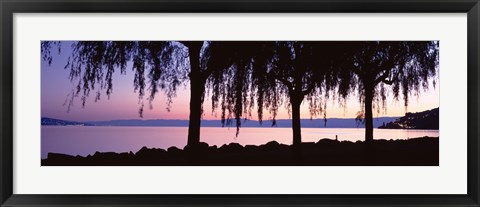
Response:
[42,136,439,166]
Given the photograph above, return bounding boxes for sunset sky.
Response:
[41,42,440,122]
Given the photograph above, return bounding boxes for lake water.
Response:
[41,126,439,159]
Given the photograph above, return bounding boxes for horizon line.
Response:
[42,106,439,123]
[43,116,403,123]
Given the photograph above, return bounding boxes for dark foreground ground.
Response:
[42,137,439,166]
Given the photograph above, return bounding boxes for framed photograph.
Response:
[1,0,479,206]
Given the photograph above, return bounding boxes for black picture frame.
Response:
[1,0,479,206]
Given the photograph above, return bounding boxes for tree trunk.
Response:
[291,95,302,146]
[187,78,204,147]
[185,42,204,147]
[364,85,374,143]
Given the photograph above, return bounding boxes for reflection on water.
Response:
[41,126,439,158]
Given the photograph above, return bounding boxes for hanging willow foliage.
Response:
[42,41,439,143]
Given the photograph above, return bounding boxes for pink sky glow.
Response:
[41,43,439,122]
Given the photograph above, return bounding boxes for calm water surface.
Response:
[41,126,439,158]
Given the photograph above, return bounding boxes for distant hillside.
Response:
[378,108,439,130]
[42,117,399,128]
[87,117,398,128]
[41,117,93,126]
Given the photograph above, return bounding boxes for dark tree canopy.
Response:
[203,41,339,140]
[42,41,276,143]
[204,42,277,134]
[42,40,439,145]
[339,41,439,141]
[201,41,345,144]
[343,41,439,112]
[42,41,189,116]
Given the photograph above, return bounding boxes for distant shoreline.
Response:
[41,125,441,130]
[43,108,439,129]
[42,117,400,128]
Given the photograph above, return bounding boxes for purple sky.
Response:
[41,42,440,122]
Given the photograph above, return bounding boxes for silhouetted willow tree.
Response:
[207,41,341,146]
[42,40,438,147]
[41,41,246,148]
[265,42,332,145]
[341,41,439,142]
